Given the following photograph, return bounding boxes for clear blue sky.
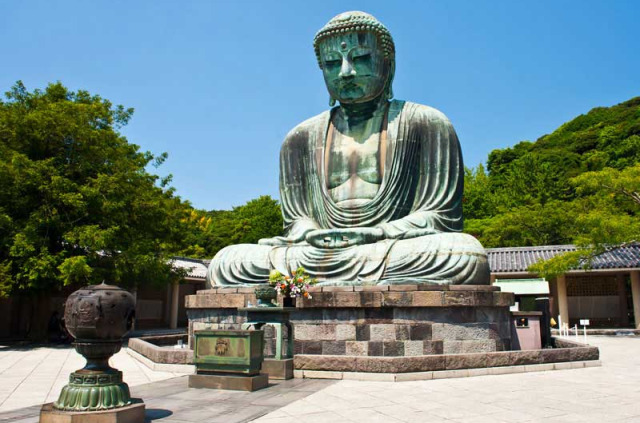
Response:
[1,1,638,210]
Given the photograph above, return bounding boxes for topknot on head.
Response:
[313,11,395,68]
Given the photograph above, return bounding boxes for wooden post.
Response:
[164,284,172,326]
[617,273,629,327]
[557,274,569,328]
[631,271,640,330]
[170,281,180,329]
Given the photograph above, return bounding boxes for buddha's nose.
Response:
[339,58,356,79]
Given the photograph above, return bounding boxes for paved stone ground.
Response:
[0,344,182,413]
[1,336,639,422]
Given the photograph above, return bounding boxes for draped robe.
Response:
[207,100,490,286]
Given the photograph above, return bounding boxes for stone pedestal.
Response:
[187,285,514,360]
[40,401,145,423]
[188,373,269,391]
[262,358,294,380]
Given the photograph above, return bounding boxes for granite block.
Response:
[486,351,512,368]
[359,292,383,307]
[403,340,424,356]
[570,347,599,361]
[409,323,432,340]
[383,341,404,356]
[424,340,444,354]
[417,285,449,291]
[541,348,571,363]
[388,284,419,291]
[354,285,389,291]
[294,354,356,372]
[355,324,370,341]
[412,291,444,306]
[395,324,410,340]
[443,340,462,354]
[445,353,487,370]
[302,340,322,355]
[334,292,361,307]
[322,341,346,355]
[370,324,396,341]
[322,286,355,292]
[346,341,369,356]
[461,340,496,353]
[493,292,515,307]
[510,350,543,365]
[368,341,383,356]
[336,324,356,340]
[383,292,413,307]
[432,323,497,341]
[443,291,475,306]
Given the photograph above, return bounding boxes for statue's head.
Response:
[314,11,395,106]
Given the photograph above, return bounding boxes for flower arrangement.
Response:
[269,267,317,300]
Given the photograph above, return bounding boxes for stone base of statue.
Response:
[186,284,515,373]
[39,400,145,423]
[189,373,269,391]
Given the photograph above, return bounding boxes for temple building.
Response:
[488,243,640,329]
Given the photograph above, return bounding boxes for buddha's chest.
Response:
[326,128,382,188]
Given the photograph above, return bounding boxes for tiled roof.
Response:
[170,257,208,279]
[487,243,640,273]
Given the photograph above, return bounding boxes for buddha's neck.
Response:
[339,96,388,126]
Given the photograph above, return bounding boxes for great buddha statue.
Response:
[207,11,490,286]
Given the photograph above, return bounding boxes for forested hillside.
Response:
[463,96,640,268]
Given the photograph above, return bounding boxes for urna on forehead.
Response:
[317,31,379,51]
[313,11,395,66]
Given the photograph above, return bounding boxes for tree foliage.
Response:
[0,81,195,297]
[463,96,640,276]
[180,195,283,259]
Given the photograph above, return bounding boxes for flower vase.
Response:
[283,297,296,308]
[255,286,278,307]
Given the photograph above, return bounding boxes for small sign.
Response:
[580,319,590,326]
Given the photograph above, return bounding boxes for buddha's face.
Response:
[318,32,390,104]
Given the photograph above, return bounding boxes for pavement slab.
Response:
[1,336,640,422]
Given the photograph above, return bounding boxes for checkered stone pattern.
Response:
[186,285,514,357]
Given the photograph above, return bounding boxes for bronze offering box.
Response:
[194,330,264,375]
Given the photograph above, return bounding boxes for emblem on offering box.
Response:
[215,338,230,356]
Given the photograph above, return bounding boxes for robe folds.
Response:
[207,100,490,286]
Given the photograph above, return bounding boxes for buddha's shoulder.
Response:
[283,110,331,145]
[398,100,452,126]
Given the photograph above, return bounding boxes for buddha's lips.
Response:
[340,81,359,90]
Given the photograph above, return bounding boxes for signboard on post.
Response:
[580,319,590,326]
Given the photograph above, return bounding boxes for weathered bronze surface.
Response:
[207,11,490,286]
[194,330,265,375]
[54,283,136,411]
[64,282,135,341]
[254,286,277,307]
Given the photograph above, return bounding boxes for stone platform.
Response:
[39,401,145,423]
[188,373,269,391]
[186,285,515,358]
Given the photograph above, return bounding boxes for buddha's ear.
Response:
[384,60,395,100]
[329,96,336,107]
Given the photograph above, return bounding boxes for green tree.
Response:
[178,195,283,259]
[0,81,192,298]
[529,165,640,278]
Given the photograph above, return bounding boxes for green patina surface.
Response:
[53,370,132,411]
[194,330,264,375]
[207,11,491,286]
